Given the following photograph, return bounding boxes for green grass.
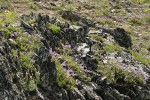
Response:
[49,24,61,34]
[0,10,17,26]
[97,61,145,84]
[0,0,11,6]
[127,0,146,4]
[47,6,64,10]
[52,56,76,90]
[128,18,143,26]
[97,19,115,26]
[62,55,89,81]
[144,0,150,3]
[144,8,150,13]
[145,41,150,50]
[144,16,150,23]
[104,43,121,53]
[90,34,103,42]
[130,50,150,66]
[65,4,76,11]
[30,3,38,10]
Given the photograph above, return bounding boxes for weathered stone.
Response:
[0,13,149,100]
[113,28,132,48]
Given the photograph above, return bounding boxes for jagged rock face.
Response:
[0,13,150,100]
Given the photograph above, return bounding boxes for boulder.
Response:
[113,28,132,48]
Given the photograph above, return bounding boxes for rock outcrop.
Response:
[0,12,149,100]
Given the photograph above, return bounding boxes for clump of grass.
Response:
[90,34,103,42]
[127,0,149,4]
[114,3,122,9]
[144,8,150,13]
[0,10,17,26]
[134,0,145,4]
[99,0,109,7]
[62,55,89,81]
[130,50,150,66]
[47,6,63,10]
[124,27,133,34]
[144,0,150,3]
[104,43,121,53]
[0,0,11,6]
[15,32,41,51]
[49,24,61,34]
[52,57,76,90]
[94,9,103,16]
[144,16,150,23]
[0,11,20,39]
[128,18,143,26]
[145,41,150,51]
[65,4,76,11]
[30,3,38,10]
[97,19,115,26]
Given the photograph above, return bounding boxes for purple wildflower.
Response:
[135,72,139,78]
[80,64,84,69]
[28,34,31,38]
[67,69,73,74]
[11,32,18,37]
[84,69,89,73]
[20,36,22,40]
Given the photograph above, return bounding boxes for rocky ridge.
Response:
[0,1,150,100]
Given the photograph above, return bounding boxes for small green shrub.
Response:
[49,24,60,34]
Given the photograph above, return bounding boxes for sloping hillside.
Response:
[0,0,150,100]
